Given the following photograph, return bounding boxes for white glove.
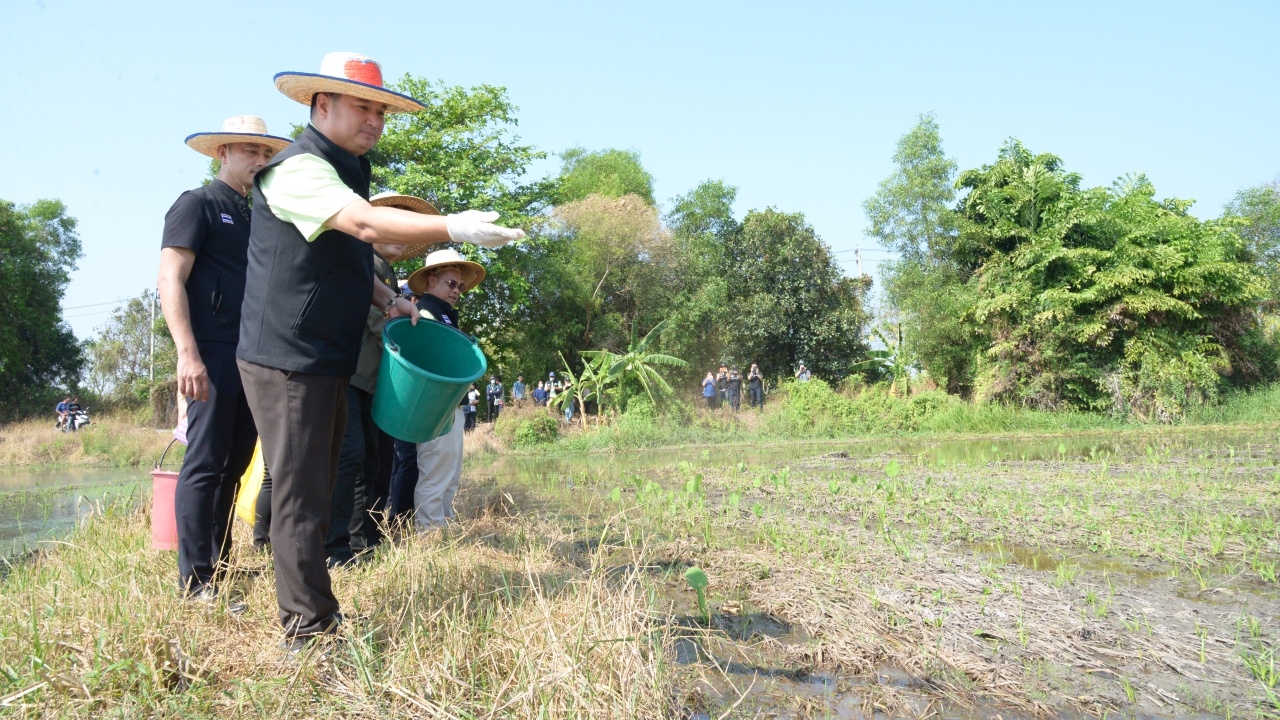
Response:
[445,210,526,249]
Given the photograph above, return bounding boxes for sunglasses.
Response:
[434,279,465,291]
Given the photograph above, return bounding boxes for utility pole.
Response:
[855,248,862,275]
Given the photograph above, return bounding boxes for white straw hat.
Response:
[274,52,425,113]
[185,116,291,158]
[407,248,485,295]
[370,192,440,263]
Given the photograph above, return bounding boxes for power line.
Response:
[64,308,120,319]
[62,297,132,311]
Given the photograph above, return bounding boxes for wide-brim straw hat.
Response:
[275,52,426,113]
[407,248,485,295]
[370,192,440,263]
[185,116,290,158]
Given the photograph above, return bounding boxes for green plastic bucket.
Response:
[372,318,487,443]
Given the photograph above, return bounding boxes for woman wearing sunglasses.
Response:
[400,248,486,530]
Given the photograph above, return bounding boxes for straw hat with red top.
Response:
[185,116,291,158]
[274,52,426,113]
[370,192,441,263]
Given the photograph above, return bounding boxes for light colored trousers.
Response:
[414,407,464,529]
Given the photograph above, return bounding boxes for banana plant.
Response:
[581,319,688,413]
[851,324,911,396]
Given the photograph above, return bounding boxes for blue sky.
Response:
[2,0,1276,339]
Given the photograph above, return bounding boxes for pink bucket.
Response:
[150,440,181,551]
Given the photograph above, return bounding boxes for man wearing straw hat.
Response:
[158,116,290,603]
[404,248,485,530]
[236,52,523,647]
[325,192,440,566]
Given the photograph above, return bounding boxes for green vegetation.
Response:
[0,411,181,468]
[0,200,83,422]
[866,115,1279,419]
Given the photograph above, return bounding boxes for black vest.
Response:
[237,126,375,375]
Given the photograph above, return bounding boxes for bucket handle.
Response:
[155,437,181,470]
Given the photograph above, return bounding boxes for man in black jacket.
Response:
[236,53,523,647]
[159,115,289,604]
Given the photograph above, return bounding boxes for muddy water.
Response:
[0,468,146,556]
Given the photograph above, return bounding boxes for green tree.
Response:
[660,181,738,380]
[863,115,982,395]
[957,142,1270,415]
[722,209,871,380]
[557,148,655,205]
[85,290,174,404]
[554,193,669,350]
[1223,181,1280,307]
[369,76,567,377]
[0,199,84,420]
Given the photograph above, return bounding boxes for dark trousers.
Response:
[238,359,347,639]
[388,438,418,522]
[705,395,717,410]
[728,388,741,412]
[326,386,378,564]
[463,409,476,432]
[750,387,763,408]
[359,429,394,548]
[175,341,257,592]
[253,466,272,548]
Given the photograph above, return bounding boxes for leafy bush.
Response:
[494,405,559,448]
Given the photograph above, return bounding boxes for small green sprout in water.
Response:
[1058,443,1067,456]
[684,567,711,625]
[609,487,622,503]
[736,461,747,474]
[726,492,741,510]
[683,474,703,496]
[751,503,764,518]
[885,460,900,478]
[828,479,841,495]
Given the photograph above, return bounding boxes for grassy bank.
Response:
[497,380,1280,454]
[0,411,182,468]
[0,489,669,717]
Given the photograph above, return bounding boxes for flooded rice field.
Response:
[465,427,1279,718]
[2,426,1276,717]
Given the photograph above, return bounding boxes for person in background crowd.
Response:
[748,363,764,409]
[562,379,575,423]
[512,374,526,402]
[702,372,717,409]
[236,53,522,648]
[160,114,289,608]
[55,395,70,431]
[463,383,479,431]
[795,363,812,382]
[486,376,504,422]
[325,191,438,567]
[407,248,487,529]
[716,365,729,406]
[532,380,547,406]
[727,367,742,412]
[66,397,82,430]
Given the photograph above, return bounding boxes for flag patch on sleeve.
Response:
[220,213,234,224]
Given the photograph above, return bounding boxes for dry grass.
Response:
[0,414,178,468]
[0,489,672,718]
